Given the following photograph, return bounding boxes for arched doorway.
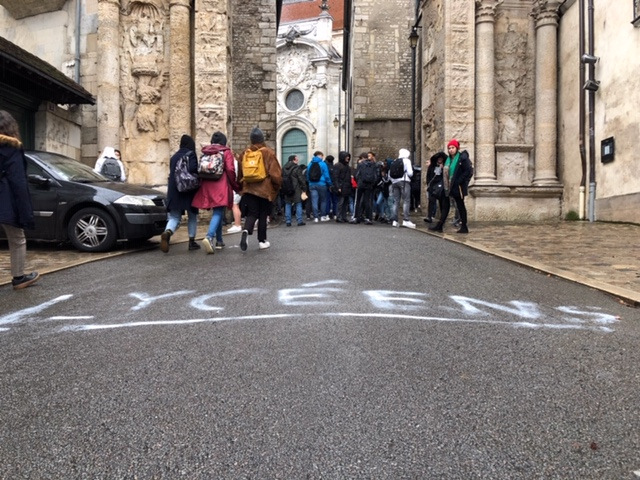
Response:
[281,128,308,165]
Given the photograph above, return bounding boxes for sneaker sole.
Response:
[13,273,40,290]
[202,238,215,254]
[240,231,248,251]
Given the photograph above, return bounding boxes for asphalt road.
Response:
[1,222,639,479]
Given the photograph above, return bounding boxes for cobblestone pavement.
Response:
[2,217,639,306]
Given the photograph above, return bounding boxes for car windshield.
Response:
[31,151,108,182]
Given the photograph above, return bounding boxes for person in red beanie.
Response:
[428,139,473,233]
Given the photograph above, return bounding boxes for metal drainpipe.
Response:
[74,0,81,83]
[587,0,596,222]
[578,0,586,219]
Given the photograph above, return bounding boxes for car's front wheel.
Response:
[68,207,117,252]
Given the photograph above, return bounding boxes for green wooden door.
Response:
[281,128,308,166]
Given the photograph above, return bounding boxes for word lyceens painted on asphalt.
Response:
[0,280,620,334]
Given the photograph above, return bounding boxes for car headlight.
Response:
[114,195,156,206]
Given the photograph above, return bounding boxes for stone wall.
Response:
[1,0,279,184]
[230,0,278,153]
[351,0,414,160]
[420,0,446,157]
[559,0,640,223]
[489,1,536,191]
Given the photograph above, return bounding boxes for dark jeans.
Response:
[427,193,438,219]
[243,193,271,242]
[337,195,350,221]
[436,190,467,228]
[355,187,374,221]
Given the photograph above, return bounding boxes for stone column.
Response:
[474,0,501,184]
[532,0,561,185]
[315,61,329,153]
[194,0,229,147]
[97,0,120,151]
[169,0,192,148]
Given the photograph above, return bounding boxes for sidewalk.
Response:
[2,218,639,306]
[411,218,640,306]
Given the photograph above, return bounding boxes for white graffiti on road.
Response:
[0,280,620,334]
[0,294,72,331]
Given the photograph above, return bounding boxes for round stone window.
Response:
[285,89,304,111]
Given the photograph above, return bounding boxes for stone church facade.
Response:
[1,0,638,222]
[0,0,277,186]
[276,0,343,164]
[415,0,640,222]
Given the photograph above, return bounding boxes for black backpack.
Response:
[100,157,122,181]
[308,162,322,182]
[281,167,296,196]
[389,158,405,179]
[358,160,378,187]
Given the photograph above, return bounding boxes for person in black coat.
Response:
[0,110,39,289]
[429,139,473,233]
[333,151,352,223]
[424,151,447,223]
[161,134,200,252]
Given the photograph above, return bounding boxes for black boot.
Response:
[456,224,469,234]
[429,223,443,232]
[160,229,172,253]
[188,237,201,250]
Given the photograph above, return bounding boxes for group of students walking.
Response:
[160,134,474,256]
[161,127,282,254]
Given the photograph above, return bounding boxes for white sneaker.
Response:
[403,220,416,229]
[314,218,319,223]
[321,215,330,222]
[259,241,270,250]
[226,225,242,234]
[392,221,399,228]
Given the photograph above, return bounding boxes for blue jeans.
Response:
[166,209,198,238]
[325,190,338,216]
[285,201,303,224]
[375,192,390,219]
[205,206,225,242]
[309,184,327,220]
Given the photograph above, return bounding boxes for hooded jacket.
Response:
[333,151,353,197]
[390,148,413,184]
[0,134,34,230]
[166,136,199,213]
[192,143,241,209]
[94,146,126,182]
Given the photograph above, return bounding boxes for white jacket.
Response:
[390,149,413,184]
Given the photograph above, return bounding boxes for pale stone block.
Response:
[496,150,533,185]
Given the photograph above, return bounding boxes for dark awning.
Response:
[0,36,95,105]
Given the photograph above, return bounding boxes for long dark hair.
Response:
[0,110,21,140]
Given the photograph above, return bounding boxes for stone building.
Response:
[276,0,344,164]
[0,0,278,187]
[346,0,417,162]
[414,0,640,223]
[2,0,638,223]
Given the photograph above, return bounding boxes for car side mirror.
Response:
[28,174,51,187]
